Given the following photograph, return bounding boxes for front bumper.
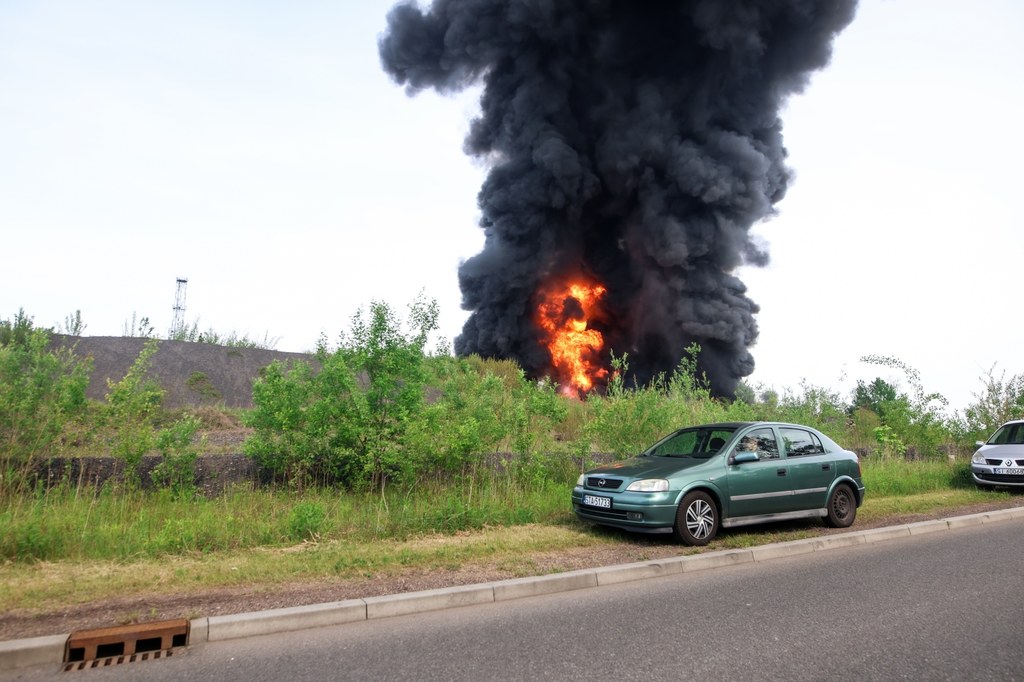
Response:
[972,466,1024,487]
[571,486,679,532]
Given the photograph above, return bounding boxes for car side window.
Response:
[737,428,779,460]
[780,428,826,457]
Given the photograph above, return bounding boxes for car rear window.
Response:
[780,427,826,457]
[740,427,779,459]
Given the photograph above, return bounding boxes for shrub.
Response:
[185,371,220,402]
[0,310,91,485]
[958,365,1024,441]
[245,294,440,490]
[151,415,203,498]
[105,339,164,485]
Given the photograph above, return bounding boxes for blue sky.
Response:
[2,0,1022,414]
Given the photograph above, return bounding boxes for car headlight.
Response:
[626,479,669,492]
[576,474,586,486]
[971,451,987,464]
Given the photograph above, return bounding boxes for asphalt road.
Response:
[11,518,1024,681]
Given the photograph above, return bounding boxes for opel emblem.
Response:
[598,478,607,487]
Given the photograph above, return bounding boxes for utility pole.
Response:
[171,278,188,338]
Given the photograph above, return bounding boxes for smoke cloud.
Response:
[379,0,858,397]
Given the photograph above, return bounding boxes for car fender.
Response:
[673,480,727,514]
[827,475,865,507]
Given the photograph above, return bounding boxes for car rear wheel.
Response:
[825,484,856,528]
[673,491,718,545]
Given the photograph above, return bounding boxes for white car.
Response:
[971,420,1024,488]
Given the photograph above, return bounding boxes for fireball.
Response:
[535,278,608,396]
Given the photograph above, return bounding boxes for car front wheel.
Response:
[825,484,857,528]
[673,491,718,545]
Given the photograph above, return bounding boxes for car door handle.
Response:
[776,469,787,477]
[821,463,831,471]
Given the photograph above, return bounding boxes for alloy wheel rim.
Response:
[685,499,714,539]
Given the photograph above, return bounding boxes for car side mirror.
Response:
[975,441,986,448]
[733,451,758,464]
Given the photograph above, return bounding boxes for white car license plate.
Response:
[994,467,1024,475]
[583,494,611,509]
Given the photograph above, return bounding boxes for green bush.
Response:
[0,311,91,484]
[185,371,220,402]
[244,359,323,486]
[105,339,164,485]
[151,415,203,498]
[245,294,440,490]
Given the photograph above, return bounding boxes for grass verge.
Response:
[1,486,1019,615]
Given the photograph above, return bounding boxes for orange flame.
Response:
[536,278,608,396]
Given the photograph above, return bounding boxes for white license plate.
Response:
[583,494,611,509]
[994,467,1024,475]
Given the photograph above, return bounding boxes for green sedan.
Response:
[572,421,865,545]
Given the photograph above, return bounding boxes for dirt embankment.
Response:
[55,335,314,409]
[32,336,307,487]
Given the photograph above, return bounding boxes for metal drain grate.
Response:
[63,619,189,671]
[64,649,175,671]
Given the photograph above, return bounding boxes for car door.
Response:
[779,427,837,511]
[725,427,790,518]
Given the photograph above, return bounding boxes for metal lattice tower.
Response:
[171,278,188,337]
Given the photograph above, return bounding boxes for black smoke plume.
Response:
[379,0,857,397]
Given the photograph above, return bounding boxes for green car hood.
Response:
[587,456,710,479]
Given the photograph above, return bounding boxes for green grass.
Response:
[0,476,574,563]
[1,459,1021,615]
[861,456,974,495]
[0,523,611,614]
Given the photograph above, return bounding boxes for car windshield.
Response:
[643,427,737,458]
[988,423,1024,445]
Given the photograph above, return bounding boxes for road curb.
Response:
[0,635,67,672]
[3,506,1022,671]
[205,599,367,642]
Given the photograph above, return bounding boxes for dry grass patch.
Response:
[0,524,606,613]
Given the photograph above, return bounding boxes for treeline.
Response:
[2,300,1023,497]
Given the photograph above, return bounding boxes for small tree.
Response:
[105,339,164,484]
[403,355,512,476]
[960,365,1024,439]
[851,377,899,418]
[0,310,91,483]
[59,310,86,336]
[151,414,204,498]
[244,359,322,486]
[858,355,950,458]
[245,293,440,490]
[121,312,156,338]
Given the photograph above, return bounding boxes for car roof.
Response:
[678,421,824,430]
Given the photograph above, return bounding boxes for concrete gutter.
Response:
[5,506,1023,672]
